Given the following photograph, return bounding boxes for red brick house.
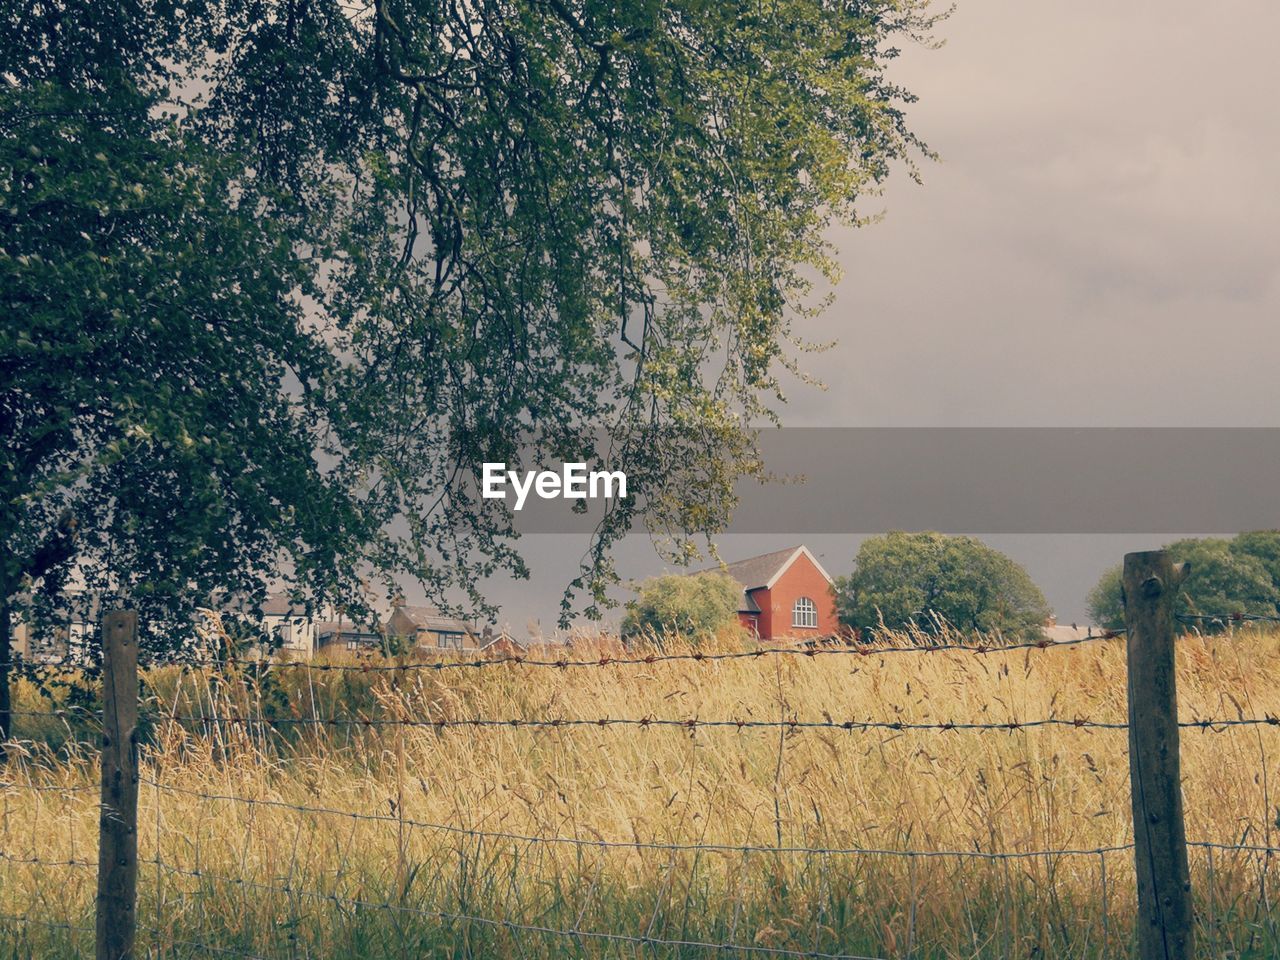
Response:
[709,545,839,641]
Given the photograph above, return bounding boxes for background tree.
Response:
[0,77,375,736]
[2,0,941,732]
[834,532,1051,640]
[620,572,742,643]
[1086,533,1280,630]
[1084,567,1125,632]
[1231,530,1280,587]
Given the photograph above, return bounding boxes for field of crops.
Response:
[3,627,1280,958]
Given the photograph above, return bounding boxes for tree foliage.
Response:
[1086,533,1280,630]
[1083,568,1125,633]
[834,532,1051,640]
[1,82,367,636]
[620,572,742,642]
[1,0,942,653]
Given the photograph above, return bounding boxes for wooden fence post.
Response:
[97,610,140,960]
[1123,550,1193,960]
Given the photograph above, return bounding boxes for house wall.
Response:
[12,618,78,661]
[317,630,382,652]
[11,622,29,659]
[417,627,476,651]
[387,609,478,652]
[291,622,317,657]
[754,553,838,640]
[386,609,417,639]
[259,614,316,659]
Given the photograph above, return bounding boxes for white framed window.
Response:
[437,632,463,650]
[792,597,818,629]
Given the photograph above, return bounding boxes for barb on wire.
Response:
[138,776,1134,861]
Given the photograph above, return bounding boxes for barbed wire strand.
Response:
[1189,841,1280,854]
[12,702,1280,739]
[149,712,1280,733]
[139,923,271,960]
[0,911,95,938]
[0,781,98,795]
[137,777,1136,861]
[0,850,96,868]
[0,709,103,726]
[12,706,1280,734]
[1177,613,1280,624]
[3,839,1275,874]
[145,857,890,960]
[0,630,1127,677]
[159,713,1131,732]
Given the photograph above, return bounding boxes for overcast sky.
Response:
[417,0,1280,634]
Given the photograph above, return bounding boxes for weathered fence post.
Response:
[1123,550,1193,960]
[97,610,140,960]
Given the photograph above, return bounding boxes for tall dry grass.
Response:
[3,627,1280,958]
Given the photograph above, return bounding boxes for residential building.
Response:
[705,545,840,642]
[386,604,479,652]
[9,591,100,663]
[315,619,386,654]
[1042,616,1098,643]
[257,595,320,658]
[215,593,332,659]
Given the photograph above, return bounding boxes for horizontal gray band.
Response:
[497,428,1280,534]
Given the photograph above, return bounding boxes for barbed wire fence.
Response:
[2,550,1280,958]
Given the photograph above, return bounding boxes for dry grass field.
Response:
[3,626,1280,958]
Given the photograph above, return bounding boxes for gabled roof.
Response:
[700,545,834,613]
[705,545,833,590]
[394,605,473,634]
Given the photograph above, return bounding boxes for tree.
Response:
[834,532,1051,640]
[0,79,376,736]
[1084,567,1125,632]
[1231,530,1280,587]
[1086,534,1280,630]
[621,573,742,643]
[2,1,942,732]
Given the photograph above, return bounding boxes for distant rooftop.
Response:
[704,546,808,592]
[394,605,473,633]
[698,545,830,615]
